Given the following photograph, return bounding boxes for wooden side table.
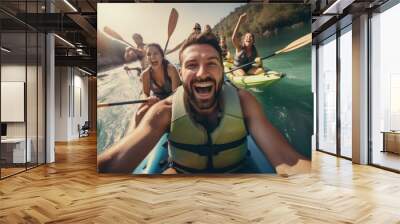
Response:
[382,131,400,154]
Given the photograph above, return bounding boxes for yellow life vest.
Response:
[168,84,248,173]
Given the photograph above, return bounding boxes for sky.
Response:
[98,3,245,64]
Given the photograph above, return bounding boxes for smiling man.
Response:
[98,32,310,175]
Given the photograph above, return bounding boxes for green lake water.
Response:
[248,23,312,158]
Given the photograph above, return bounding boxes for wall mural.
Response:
[97,3,312,175]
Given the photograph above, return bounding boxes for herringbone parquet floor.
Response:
[1,135,400,224]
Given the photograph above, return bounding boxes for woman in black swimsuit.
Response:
[231,13,264,76]
[141,43,180,99]
[133,43,180,128]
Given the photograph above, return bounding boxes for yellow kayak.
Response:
[224,61,284,88]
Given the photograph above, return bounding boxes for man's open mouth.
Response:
[193,81,214,100]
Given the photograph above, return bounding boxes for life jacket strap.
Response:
[170,156,248,174]
[168,136,247,156]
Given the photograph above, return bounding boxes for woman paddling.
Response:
[231,13,264,76]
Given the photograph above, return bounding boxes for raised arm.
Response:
[238,90,310,176]
[97,100,171,173]
[167,64,181,92]
[232,13,247,51]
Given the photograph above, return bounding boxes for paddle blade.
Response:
[275,33,311,54]
[167,8,179,38]
[104,26,124,41]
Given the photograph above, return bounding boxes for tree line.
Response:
[213,4,310,38]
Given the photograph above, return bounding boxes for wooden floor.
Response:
[1,163,44,178]
[1,135,400,223]
[1,167,26,178]
[372,150,400,171]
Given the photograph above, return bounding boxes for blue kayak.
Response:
[133,134,276,174]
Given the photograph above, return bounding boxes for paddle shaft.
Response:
[98,99,148,108]
[224,52,276,74]
[103,26,135,48]
[120,40,135,48]
[164,38,170,53]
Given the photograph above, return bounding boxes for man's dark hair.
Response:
[179,32,223,65]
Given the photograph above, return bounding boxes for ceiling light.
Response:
[63,0,78,12]
[78,67,93,76]
[54,34,75,48]
[323,0,341,15]
[322,0,355,15]
[1,47,11,53]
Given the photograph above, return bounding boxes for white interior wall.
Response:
[55,66,69,141]
[54,67,89,141]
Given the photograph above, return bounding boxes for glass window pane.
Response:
[318,35,337,154]
[38,33,45,165]
[340,27,352,158]
[1,31,27,177]
[27,31,38,168]
[0,1,46,179]
[371,3,400,171]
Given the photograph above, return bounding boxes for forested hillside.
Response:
[213,4,310,38]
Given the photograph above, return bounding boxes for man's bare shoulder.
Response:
[237,88,263,118]
[238,89,258,106]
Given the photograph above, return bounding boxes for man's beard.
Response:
[184,77,223,113]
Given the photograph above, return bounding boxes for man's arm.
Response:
[134,96,160,128]
[97,100,171,173]
[238,90,310,176]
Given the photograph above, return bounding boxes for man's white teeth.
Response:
[194,82,213,87]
